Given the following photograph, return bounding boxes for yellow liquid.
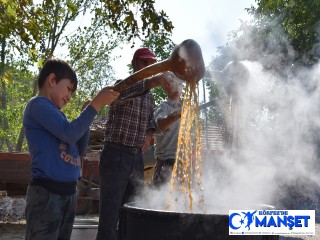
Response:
[166,81,204,213]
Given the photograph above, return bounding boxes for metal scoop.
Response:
[113,39,205,92]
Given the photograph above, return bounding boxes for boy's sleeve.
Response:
[77,129,90,156]
[29,98,97,144]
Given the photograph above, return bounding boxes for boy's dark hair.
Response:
[37,58,78,92]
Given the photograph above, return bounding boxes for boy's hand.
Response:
[81,99,91,111]
[90,87,120,111]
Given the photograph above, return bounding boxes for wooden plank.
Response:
[0,152,30,161]
[0,152,31,184]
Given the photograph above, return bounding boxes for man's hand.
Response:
[170,109,182,120]
[158,108,182,132]
[142,129,154,153]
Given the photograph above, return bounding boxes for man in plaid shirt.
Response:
[96,48,166,240]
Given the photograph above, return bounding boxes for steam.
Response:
[202,61,320,214]
[134,22,320,216]
[163,71,184,94]
[135,61,320,215]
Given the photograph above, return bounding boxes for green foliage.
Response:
[97,0,174,41]
[0,61,34,151]
[65,23,119,96]
[0,0,174,151]
[248,0,320,64]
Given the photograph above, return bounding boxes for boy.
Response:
[23,58,119,240]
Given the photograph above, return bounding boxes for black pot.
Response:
[119,202,279,240]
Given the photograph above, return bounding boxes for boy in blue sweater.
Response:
[23,58,119,240]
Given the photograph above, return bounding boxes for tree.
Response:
[247,0,320,65]
[0,0,174,151]
[0,62,34,151]
[0,1,36,151]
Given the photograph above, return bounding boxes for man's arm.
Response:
[142,128,155,153]
[145,74,165,90]
[157,109,181,132]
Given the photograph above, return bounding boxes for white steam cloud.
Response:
[134,22,320,217]
[202,61,320,214]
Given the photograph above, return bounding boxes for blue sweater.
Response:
[23,96,97,183]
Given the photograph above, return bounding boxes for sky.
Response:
[113,0,256,79]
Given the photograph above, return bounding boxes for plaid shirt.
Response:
[104,80,155,147]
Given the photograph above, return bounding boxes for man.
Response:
[152,72,183,187]
[96,48,166,240]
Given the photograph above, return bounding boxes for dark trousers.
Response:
[96,143,143,240]
[152,158,175,187]
[25,185,76,240]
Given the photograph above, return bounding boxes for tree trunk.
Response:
[0,37,14,151]
[15,77,38,151]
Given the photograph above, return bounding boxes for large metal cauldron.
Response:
[119,202,279,240]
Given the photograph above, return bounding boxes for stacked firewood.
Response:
[0,192,26,222]
[88,116,107,152]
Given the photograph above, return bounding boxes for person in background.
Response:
[152,72,183,187]
[96,48,167,240]
[23,58,119,240]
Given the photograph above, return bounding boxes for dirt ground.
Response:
[1,218,319,240]
[0,221,25,240]
[0,215,100,240]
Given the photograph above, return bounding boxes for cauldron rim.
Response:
[123,201,228,217]
[123,201,276,216]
